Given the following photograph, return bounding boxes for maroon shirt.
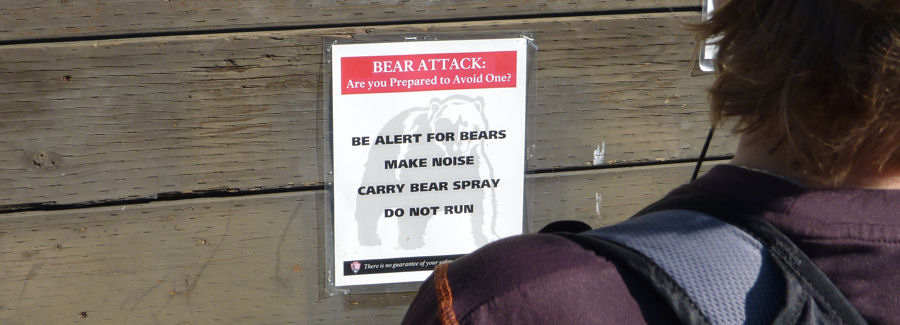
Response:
[402,165,900,324]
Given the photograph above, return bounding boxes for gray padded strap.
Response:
[585,210,785,325]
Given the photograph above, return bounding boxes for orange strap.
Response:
[433,263,460,325]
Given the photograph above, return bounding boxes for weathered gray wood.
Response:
[0,13,735,208]
[0,162,714,324]
[0,0,695,42]
[529,161,722,228]
[0,191,362,324]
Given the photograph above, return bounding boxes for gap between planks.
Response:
[0,160,728,217]
[0,10,701,49]
[0,6,700,47]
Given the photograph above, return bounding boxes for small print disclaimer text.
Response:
[344,254,463,276]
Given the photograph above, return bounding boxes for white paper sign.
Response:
[331,38,528,286]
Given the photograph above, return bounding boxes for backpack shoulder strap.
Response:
[582,209,784,325]
[639,193,867,325]
[550,192,868,325]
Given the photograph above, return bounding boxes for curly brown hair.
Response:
[695,0,900,184]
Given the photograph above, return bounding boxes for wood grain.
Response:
[0,13,736,208]
[0,0,695,42]
[0,162,712,324]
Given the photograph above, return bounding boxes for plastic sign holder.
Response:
[321,33,536,294]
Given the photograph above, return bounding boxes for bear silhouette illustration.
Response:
[354,95,500,249]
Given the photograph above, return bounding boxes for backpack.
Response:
[539,193,868,325]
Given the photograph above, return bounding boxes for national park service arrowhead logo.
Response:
[350,261,362,274]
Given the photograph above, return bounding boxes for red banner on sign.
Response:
[340,51,517,94]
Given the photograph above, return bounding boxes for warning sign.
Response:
[330,38,529,287]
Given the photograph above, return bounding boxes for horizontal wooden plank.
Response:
[0,13,737,208]
[0,162,714,324]
[529,161,721,228]
[0,0,695,42]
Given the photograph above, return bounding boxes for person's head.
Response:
[696,0,900,186]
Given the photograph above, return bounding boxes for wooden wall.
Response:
[0,1,736,323]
